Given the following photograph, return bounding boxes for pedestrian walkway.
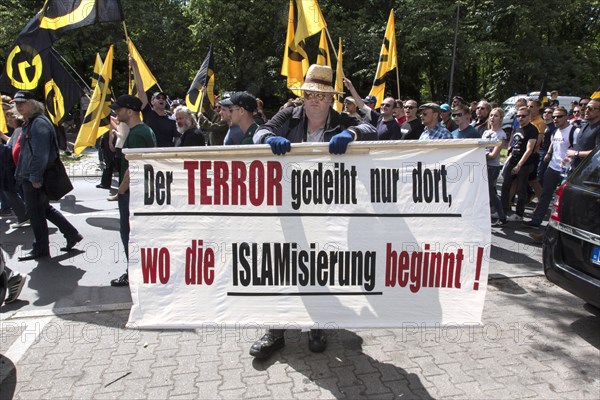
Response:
[2,276,598,399]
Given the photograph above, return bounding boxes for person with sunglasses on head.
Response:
[500,107,538,222]
[250,65,376,360]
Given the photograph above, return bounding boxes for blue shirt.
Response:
[419,124,452,140]
[451,125,480,139]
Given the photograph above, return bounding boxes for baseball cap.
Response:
[220,91,257,112]
[418,103,441,112]
[152,91,167,100]
[11,90,36,103]
[440,103,451,111]
[109,95,143,112]
[363,95,377,104]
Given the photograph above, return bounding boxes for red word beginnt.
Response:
[385,243,465,293]
[184,160,283,206]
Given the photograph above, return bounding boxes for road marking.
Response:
[0,317,52,383]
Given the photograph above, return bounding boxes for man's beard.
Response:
[177,124,190,134]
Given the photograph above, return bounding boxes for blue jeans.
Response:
[1,189,27,222]
[487,165,505,221]
[531,168,563,224]
[22,181,79,254]
[118,192,130,261]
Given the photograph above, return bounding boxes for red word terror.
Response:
[184,160,283,206]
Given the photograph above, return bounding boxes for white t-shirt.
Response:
[549,125,576,172]
[482,128,507,167]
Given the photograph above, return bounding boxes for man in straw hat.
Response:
[254,64,376,155]
[249,65,376,359]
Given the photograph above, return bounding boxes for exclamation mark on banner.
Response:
[473,247,484,290]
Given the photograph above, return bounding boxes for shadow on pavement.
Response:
[253,330,433,399]
[57,194,100,215]
[27,257,86,307]
[570,315,600,350]
[487,274,528,295]
[86,217,120,231]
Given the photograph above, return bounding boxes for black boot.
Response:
[249,329,285,359]
[308,329,327,353]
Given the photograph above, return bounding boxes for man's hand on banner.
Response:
[266,136,291,155]
[329,130,354,155]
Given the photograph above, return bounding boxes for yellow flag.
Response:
[128,38,157,95]
[591,86,600,100]
[369,9,397,108]
[334,37,344,113]
[282,0,309,96]
[74,45,113,155]
[91,53,103,90]
[0,94,8,134]
[294,0,327,47]
[316,29,331,67]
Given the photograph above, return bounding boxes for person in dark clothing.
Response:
[13,91,83,261]
[174,105,205,147]
[250,65,376,359]
[130,57,178,147]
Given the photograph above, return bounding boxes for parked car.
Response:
[543,145,600,311]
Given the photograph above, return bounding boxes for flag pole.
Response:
[325,27,339,67]
[51,48,91,94]
[395,66,400,99]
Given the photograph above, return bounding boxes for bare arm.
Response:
[129,56,148,109]
[343,77,366,110]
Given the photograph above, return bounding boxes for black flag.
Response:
[186,46,214,113]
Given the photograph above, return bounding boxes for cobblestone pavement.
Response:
[2,276,599,399]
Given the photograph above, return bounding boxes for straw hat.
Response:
[299,65,343,94]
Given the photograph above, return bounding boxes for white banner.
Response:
[125,141,491,329]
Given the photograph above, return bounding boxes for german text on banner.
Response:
[125,142,491,329]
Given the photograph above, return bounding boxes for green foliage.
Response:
[1,0,598,111]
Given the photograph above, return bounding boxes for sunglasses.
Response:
[381,103,394,108]
[573,110,581,114]
[404,105,416,109]
[552,115,566,119]
[586,107,600,111]
[516,115,528,118]
[304,92,328,101]
[452,113,463,118]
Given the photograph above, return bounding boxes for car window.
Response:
[570,147,600,188]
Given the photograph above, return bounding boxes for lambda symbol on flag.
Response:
[5,45,43,90]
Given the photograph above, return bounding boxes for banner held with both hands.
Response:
[124,141,492,330]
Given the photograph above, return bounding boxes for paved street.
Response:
[1,153,599,399]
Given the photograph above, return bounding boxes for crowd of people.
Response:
[1,61,599,343]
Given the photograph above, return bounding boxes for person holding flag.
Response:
[129,57,177,148]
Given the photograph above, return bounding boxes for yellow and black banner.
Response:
[128,38,157,96]
[1,0,122,94]
[316,29,331,67]
[538,80,548,107]
[185,45,215,113]
[294,0,327,47]
[591,86,600,100]
[281,0,309,96]
[75,45,113,155]
[369,9,397,109]
[43,49,84,126]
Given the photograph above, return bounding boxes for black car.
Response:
[543,145,600,310]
